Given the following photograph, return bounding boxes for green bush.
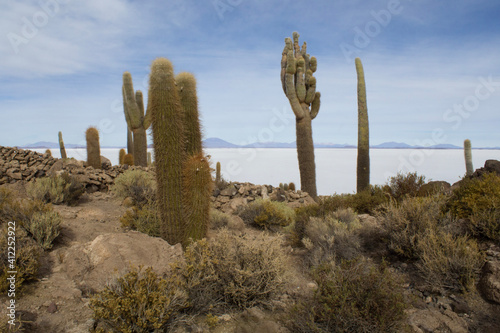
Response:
[446,172,500,241]
[387,172,426,202]
[416,230,484,292]
[303,209,361,265]
[120,200,160,237]
[238,199,295,231]
[112,169,156,207]
[180,229,289,312]
[90,266,188,333]
[23,211,62,250]
[289,258,408,333]
[377,196,446,259]
[27,172,84,206]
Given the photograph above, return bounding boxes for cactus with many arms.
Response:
[58,131,67,159]
[176,72,203,156]
[464,139,473,176]
[355,58,370,193]
[122,72,151,167]
[86,127,101,169]
[281,31,320,200]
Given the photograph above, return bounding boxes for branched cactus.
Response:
[355,58,370,193]
[86,127,101,169]
[58,131,67,159]
[119,148,126,165]
[149,58,187,245]
[182,153,212,247]
[464,139,473,176]
[123,72,152,167]
[281,31,320,200]
[176,72,202,156]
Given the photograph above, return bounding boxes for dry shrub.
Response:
[27,172,84,206]
[303,209,361,266]
[90,266,188,333]
[112,169,156,207]
[289,258,408,333]
[23,211,62,250]
[377,196,446,259]
[238,199,295,231]
[387,171,426,201]
[446,172,500,241]
[209,209,232,229]
[416,230,484,292]
[120,199,160,237]
[181,229,289,312]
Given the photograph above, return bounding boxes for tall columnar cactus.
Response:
[149,58,187,245]
[122,72,151,167]
[119,148,126,165]
[86,127,101,169]
[355,58,370,193]
[182,153,213,247]
[58,131,67,159]
[215,161,221,185]
[464,139,473,176]
[176,72,202,156]
[281,32,320,200]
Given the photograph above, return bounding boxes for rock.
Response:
[47,301,58,314]
[485,159,500,174]
[63,231,184,290]
[100,156,112,169]
[407,308,468,333]
[418,181,451,196]
[229,197,247,212]
[6,168,22,180]
[261,185,269,200]
[48,159,64,176]
[220,185,237,197]
[479,258,500,304]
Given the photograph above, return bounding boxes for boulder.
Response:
[407,308,468,333]
[479,248,500,304]
[63,231,184,291]
[418,181,451,196]
[485,159,500,174]
[100,156,112,170]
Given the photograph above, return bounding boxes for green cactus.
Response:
[122,72,151,167]
[355,58,370,193]
[58,131,67,159]
[119,148,126,165]
[123,153,134,166]
[176,72,202,156]
[464,139,473,176]
[149,58,187,245]
[288,182,296,192]
[182,153,213,247]
[86,127,101,169]
[147,151,152,166]
[127,127,133,156]
[215,161,221,185]
[281,32,320,200]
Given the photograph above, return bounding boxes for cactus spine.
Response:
[119,148,126,165]
[122,72,151,167]
[58,131,67,159]
[176,72,202,156]
[355,58,370,193]
[464,139,473,176]
[281,32,320,200]
[86,127,101,169]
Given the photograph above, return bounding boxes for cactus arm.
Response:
[122,72,141,129]
[310,92,321,120]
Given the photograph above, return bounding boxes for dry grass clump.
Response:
[209,208,232,229]
[238,199,295,231]
[23,211,61,250]
[90,266,188,332]
[120,199,160,237]
[180,229,289,312]
[112,169,156,207]
[27,172,84,206]
[387,171,426,201]
[289,258,408,333]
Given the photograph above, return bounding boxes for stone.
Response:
[220,185,237,197]
[485,159,500,174]
[48,159,64,176]
[479,259,500,304]
[6,168,22,180]
[47,301,58,314]
[100,156,112,170]
[407,308,468,333]
[418,181,451,196]
[63,231,184,291]
[261,185,269,200]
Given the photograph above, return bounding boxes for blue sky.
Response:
[1,0,499,148]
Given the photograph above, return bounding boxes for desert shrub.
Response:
[112,169,156,207]
[0,187,20,223]
[387,172,426,201]
[0,226,41,293]
[377,196,446,259]
[27,172,84,206]
[416,230,484,292]
[351,185,391,214]
[120,200,160,237]
[209,209,232,229]
[303,209,361,265]
[238,199,295,231]
[90,266,188,333]
[23,211,62,250]
[180,229,289,312]
[446,172,500,241]
[289,258,408,333]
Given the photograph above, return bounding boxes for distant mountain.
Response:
[427,144,461,149]
[242,141,296,148]
[203,137,240,148]
[22,141,85,149]
[373,141,413,149]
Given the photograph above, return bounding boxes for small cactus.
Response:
[288,182,296,192]
[123,153,134,166]
[58,131,67,159]
[464,139,473,176]
[44,149,52,157]
[86,127,101,169]
[119,148,126,165]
